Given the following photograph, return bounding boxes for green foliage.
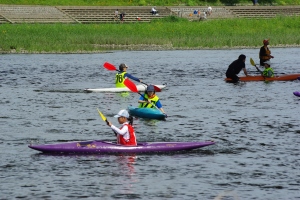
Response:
[152,15,189,22]
[278,1,287,5]
[207,0,219,4]
[186,0,197,6]
[259,0,275,5]
[138,0,147,6]
[219,0,239,5]
[1,16,299,53]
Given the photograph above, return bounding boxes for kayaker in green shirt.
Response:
[138,85,167,117]
[254,60,274,78]
[262,60,274,77]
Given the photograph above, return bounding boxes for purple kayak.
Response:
[293,91,300,97]
[28,140,215,154]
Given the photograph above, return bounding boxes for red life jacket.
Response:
[117,124,137,146]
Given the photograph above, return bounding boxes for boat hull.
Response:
[225,74,300,82]
[28,140,215,154]
[293,91,300,97]
[128,106,165,120]
[84,84,166,93]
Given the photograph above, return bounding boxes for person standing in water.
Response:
[259,39,274,66]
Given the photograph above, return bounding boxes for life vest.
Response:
[263,67,274,77]
[138,94,159,108]
[115,72,127,88]
[260,46,271,60]
[117,124,137,146]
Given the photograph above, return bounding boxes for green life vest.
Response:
[139,94,159,108]
[263,67,274,77]
[115,72,127,88]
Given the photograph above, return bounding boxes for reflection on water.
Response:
[113,155,140,198]
[0,49,300,199]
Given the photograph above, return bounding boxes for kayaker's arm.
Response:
[138,99,151,103]
[138,95,151,104]
[159,107,167,117]
[107,121,117,136]
[110,124,128,136]
[155,101,167,117]
[243,68,250,76]
[254,66,263,75]
[124,73,142,83]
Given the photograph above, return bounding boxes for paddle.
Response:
[250,58,268,81]
[97,108,109,125]
[250,58,262,74]
[124,79,161,112]
[103,62,161,92]
[250,58,266,76]
[97,108,119,136]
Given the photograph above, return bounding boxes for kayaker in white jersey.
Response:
[116,63,142,88]
[107,109,137,146]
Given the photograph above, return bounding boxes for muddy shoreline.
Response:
[2,43,300,54]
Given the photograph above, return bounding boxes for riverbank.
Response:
[5,44,300,54]
[1,16,300,53]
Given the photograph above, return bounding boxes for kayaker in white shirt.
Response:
[107,110,137,146]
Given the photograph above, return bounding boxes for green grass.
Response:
[1,16,299,53]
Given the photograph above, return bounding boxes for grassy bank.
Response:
[1,16,300,53]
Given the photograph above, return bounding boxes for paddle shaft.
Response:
[97,108,118,135]
[97,108,109,125]
[250,58,264,78]
[138,92,161,111]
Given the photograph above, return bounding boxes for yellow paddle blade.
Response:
[97,108,106,121]
[250,58,256,66]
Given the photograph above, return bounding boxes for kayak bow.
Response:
[128,106,165,120]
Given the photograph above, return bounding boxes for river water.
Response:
[0,49,299,200]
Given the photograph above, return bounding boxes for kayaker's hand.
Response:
[164,113,168,118]
[107,121,112,127]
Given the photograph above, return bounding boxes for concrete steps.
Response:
[57,6,174,23]
[228,6,300,18]
[0,5,76,23]
[171,6,300,21]
[170,6,234,20]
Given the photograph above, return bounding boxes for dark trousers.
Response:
[226,72,240,83]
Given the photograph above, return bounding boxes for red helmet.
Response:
[263,39,269,44]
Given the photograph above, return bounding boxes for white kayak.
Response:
[84,84,166,93]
